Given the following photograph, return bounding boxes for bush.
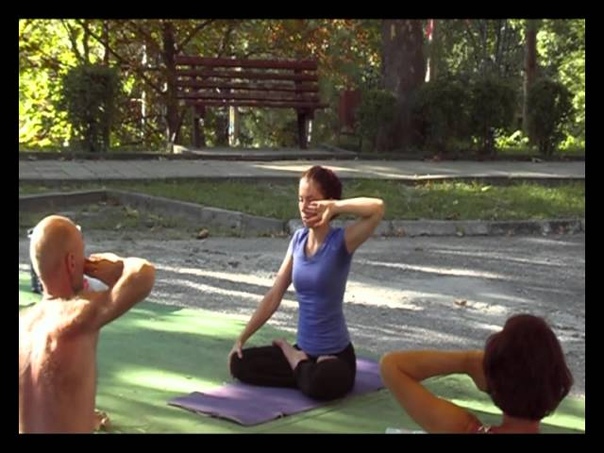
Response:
[411,77,473,154]
[526,78,574,156]
[356,88,397,152]
[468,76,518,155]
[57,64,120,153]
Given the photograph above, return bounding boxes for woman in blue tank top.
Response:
[228,165,385,401]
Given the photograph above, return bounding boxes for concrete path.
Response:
[18,154,585,237]
[19,158,585,183]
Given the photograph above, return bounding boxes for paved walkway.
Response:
[19,157,585,183]
[18,153,585,237]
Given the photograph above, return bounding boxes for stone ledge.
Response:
[20,190,584,238]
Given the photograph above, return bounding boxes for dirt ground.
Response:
[18,224,586,399]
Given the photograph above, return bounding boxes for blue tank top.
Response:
[288,227,353,356]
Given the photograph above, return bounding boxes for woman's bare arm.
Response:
[380,350,484,433]
[233,251,293,349]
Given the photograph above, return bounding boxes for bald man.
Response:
[19,215,156,433]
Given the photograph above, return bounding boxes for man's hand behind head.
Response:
[84,253,124,288]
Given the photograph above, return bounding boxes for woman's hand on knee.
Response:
[228,340,244,368]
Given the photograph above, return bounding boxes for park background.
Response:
[18,19,585,160]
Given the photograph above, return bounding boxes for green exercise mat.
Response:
[18,273,585,434]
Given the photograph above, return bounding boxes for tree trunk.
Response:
[215,112,229,146]
[102,21,110,65]
[426,19,437,82]
[161,21,181,152]
[523,19,538,140]
[379,20,426,152]
[82,19,91,64]
[101,21,111,151]
[229,107,240,147]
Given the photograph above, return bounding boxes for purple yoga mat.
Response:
[167,357,384,426]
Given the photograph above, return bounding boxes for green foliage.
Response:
[19,19,81,148]
[317,19,381,91]
[495,129,530,150]
[307,109,338,147]
[20,180,585,223]
[57,64,121,152]
[538,19,585,148]
[411,74,518,155]
[434,20,524,82]
[468,76,518,154]
[411,77,472,153]
[356,89,397,152]
[536,20,585,150]
[526,78,574,156]
[235,109,298,148]
[18,19,585,155]
[19,69,71,148]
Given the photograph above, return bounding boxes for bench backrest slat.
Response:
[174,54,328,119]
[177,80,319,94]
[177,69,319,83]
[186,99,323,109]
[175,55,318,71]
[179,91,322,103]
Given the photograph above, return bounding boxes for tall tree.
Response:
[425,19,436,81]
[379,19,426,151]
[523,19,539,139]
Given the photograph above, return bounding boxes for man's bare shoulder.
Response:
[20,293,105,338]
[19,303,45,332]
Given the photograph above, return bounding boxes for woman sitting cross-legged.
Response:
[228,165,385,401]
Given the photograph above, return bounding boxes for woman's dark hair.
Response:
[301,166,342,200]
[483,313,574,420]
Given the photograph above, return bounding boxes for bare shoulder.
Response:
[22,293,105,339]
[58,292,107,337]
[19,304,44,335]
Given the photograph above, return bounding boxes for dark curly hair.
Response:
[300,165,342,200]
[483,314,574,421]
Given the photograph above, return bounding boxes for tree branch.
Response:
[463,19,483,72]
[60,20,84,63]
[175,19,217,54]
[74,19,165,95]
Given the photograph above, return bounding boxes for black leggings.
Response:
[229,342,357,401]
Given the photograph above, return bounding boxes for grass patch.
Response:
[18,201,203,239]
[19,179,584,222]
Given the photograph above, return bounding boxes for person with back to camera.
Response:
[228,165,385,401]
[19,214,156,433]
[380,313,574,433]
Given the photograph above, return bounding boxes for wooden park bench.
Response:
[174,55,328,149]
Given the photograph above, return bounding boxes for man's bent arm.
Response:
[94,257,155,329]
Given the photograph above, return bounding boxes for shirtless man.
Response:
[19,215,156,433]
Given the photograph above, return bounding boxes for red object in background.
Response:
[338,89,362,134]
[425,19,434,41]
